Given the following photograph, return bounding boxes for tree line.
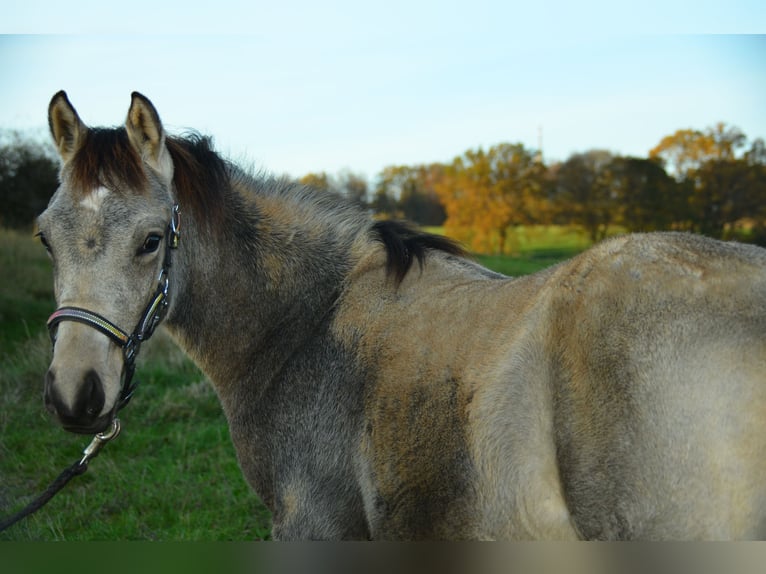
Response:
[0,131,59,230]
[301,122,766,253]
[3,124,765,254]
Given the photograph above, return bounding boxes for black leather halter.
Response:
[47,204,180,410]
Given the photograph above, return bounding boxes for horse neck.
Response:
[164,179,366,391]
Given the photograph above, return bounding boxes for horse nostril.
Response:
[44,368,106,426]
[81,369,105,420]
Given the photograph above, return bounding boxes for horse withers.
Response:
[37,91,766,540]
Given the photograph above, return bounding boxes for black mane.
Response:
[371,220,466,283]
[165,133,231,232]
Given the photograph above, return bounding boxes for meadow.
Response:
[0,225,589,541]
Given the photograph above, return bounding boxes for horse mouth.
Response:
[58,413,114,435]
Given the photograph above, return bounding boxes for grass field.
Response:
[426,224,606,276]
[0,225,590,541]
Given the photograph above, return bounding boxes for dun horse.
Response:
[39,91,765,540]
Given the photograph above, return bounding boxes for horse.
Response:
[38,91,766,540]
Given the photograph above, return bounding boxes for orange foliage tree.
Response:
[649,123,766,238]
[649,123,746,179]
[433,143,547,254]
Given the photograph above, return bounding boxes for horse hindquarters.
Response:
[549,239,766,540]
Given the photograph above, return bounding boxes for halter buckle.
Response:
[169,204,180,249]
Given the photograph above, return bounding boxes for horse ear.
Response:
[126,92,173,181]
[48,91,87,164]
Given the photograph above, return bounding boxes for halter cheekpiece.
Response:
[47,204,180,411]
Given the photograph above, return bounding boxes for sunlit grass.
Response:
[423,224,603,275]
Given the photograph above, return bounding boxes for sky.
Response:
[1,2,765,181]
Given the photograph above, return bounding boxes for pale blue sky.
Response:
[1,2,765,179]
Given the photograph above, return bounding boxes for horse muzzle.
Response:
[44,366,115,434]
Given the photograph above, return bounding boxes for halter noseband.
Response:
[47,204,180,411]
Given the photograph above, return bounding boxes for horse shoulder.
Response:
[335,249,578,538]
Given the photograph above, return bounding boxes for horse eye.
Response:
[139,234,163,255]
[36,232,52,253]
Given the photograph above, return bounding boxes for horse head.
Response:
[39,91,178,433]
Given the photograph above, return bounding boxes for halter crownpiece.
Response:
[47,204,180,410]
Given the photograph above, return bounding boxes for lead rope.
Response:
[0,419,121,533]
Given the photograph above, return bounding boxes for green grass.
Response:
[473,253,566,276]
[0,228,56,357]
[0,226,585,540]
[425,224,597,275]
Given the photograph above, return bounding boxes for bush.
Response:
[0,131,59,230]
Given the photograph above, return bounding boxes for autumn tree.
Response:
[298,121,765,248]
[434,143,545,254]
[650,123,763,238]
[299,171,331,193]
[649,123,747,180]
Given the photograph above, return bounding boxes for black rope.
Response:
[0,418,121,534]
[0,460,88,533]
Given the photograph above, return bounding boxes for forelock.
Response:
[68,127,148,196]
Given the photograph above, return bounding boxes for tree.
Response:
[744,138,766,245]
[373,164,446,225]
[434,143,545,254]
[610,157,685,233]
[370,182,400,220]
[552,150,617,242]
[649,123,747,180]
[692,158,763,239]
[0,131,59,229]
[745,137,766,166]
[650,124,763,239]
[300,170,369,209]
[335,169,369,209]
[299,172,332,193]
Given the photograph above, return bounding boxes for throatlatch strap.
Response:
[47,307,130,347]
